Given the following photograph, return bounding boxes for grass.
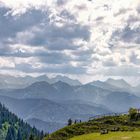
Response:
[70,132,140,140]
[44,115,140,140]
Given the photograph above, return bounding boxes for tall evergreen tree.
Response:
[5,126,16,140]
[17,129,22,140]
[68,118,73,126]
[29,134,34,140]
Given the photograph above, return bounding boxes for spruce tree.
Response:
[17,129,22,140]
[5,126,16,140]
[68,118,72,126]
[29,134,34,140]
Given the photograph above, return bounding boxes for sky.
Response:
[0,0,140,85]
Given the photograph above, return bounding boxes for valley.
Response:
[0,75,140,133]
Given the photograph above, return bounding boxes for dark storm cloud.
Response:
[0,5,91,69]
[111,25,140,45]
[60,9,75,19]
[0,5,91,52]
[38,49,93,65]
[72,49,93,62]
[0,7,47,40]
[120,26,140,44]
[0,6,48,56]
[39,52,72,64]
[25,23,90,50]
[47,39,80,50]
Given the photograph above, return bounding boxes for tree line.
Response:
[0,103,44,140]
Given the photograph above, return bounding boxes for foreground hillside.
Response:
[44,110,140,140]
[70,132,140,140]
[0,103,43,140]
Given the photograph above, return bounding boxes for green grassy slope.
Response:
[70,132,140,140]
[44,114,140,140]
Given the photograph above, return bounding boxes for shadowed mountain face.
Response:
[26,118,65,133]
[101,92,140,112]
[0,95,110,133]
[0,77,140,132]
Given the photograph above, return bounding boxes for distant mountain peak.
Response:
[106,78,131,89]
[28,81,51,89]
[107,78,125,82]
[53,80,71,88]
[91,80,104,84]
[106,78,128,84]
[55,80,68,85]
[52,75,81,86]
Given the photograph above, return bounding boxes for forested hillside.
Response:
[0,103,44,140]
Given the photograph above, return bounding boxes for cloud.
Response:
[112,25,140,45]
[102,65,140,77]
[129,51,140,65]
[22,23,90,50]
[0,0,140,82]
[0,57,15,68]
[0,7,46,39]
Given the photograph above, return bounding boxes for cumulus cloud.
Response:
[0,0,140,83]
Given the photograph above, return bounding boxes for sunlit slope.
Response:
[44,114,140,140]
[70,132,140,140]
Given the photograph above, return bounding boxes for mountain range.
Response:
[0,75,140,132]
[0,95,110,133]
[0,74,81,89]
